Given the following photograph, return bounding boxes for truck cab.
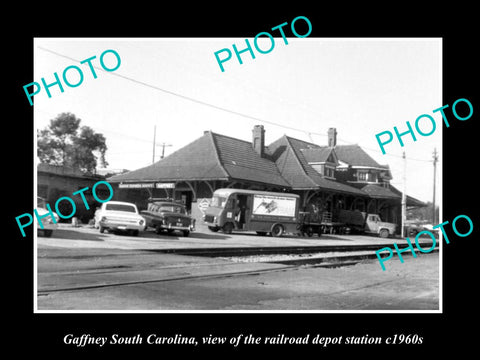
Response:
[203,189,249,234]
[364,214,396,238]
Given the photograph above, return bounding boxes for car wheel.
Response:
[305,226,314,237]
[131,230,139,236]
[223,222,233,234]
[183,230,190,237]
[38,229,50,237]
[271,224,284,237]
[99,226,105,234]
[379,229,389,238]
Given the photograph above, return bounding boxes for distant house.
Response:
[108,125,426,231]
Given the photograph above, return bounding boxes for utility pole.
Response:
[152,125,156,164]
[432,147,438,224]
[401,151,407,238]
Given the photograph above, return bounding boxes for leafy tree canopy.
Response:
[37,112,108,173]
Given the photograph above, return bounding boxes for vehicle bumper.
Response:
[161,224,195,232]
[37,223,58,230]
[99,222,144,231]
[204,221,218,228]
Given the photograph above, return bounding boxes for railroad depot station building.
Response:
[108,126,425,233]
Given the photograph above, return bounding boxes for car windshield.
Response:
[105,203,137,213]
[159,205,186,214]
[211,195,227,208]
[149,203,186,214]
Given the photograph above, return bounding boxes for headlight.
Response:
[139,219,144,225]
[101,216,107,222]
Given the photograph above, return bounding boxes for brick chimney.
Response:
[328,127,337,147]
[252,125,265,157]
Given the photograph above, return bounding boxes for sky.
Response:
[33,37,442,203]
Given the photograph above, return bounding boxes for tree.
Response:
[37,112,108,173]
[407,201,439,223]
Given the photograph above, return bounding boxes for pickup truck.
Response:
[337,210,397,238]
[140,199,195,237]
[94,201,146,236]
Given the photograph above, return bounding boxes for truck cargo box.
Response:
[337,209,366,226]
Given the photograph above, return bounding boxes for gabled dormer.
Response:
[300,147,339,180]
[334,144,392,186]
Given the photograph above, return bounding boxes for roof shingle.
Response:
[108,131,289,187]
[107,128,419,204]
[108,132,228,182]
[334,144,383,168]
[268,136,366,195]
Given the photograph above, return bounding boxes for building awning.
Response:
[361,184,401,199]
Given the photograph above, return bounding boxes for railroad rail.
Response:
[37,246,438,295]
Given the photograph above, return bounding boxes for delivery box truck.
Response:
[203,189,300,237]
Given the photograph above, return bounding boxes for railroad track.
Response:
[37,247,438,295]
[37,263,294,295]
[146,241,438,257]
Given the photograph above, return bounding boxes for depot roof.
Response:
[333,144,383,168]
[108,131,289,188]
[108,129,425,206]
[360,184,400,199]
[266,136,367,195]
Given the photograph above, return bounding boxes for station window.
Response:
[356,171,378,182]
[357,171,367,181]
[325,167,335,178]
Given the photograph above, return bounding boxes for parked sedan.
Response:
[141,199,195,237]
[94,201,146,236]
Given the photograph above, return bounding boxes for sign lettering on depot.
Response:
[214,16,312,72]
[15,180,114,237]
[23,49,121,106]
[375,98,473,155]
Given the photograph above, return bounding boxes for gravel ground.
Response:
[220,250,378,263]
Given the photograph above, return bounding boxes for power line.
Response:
[37,46,309,133]
[37,46,434,163]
